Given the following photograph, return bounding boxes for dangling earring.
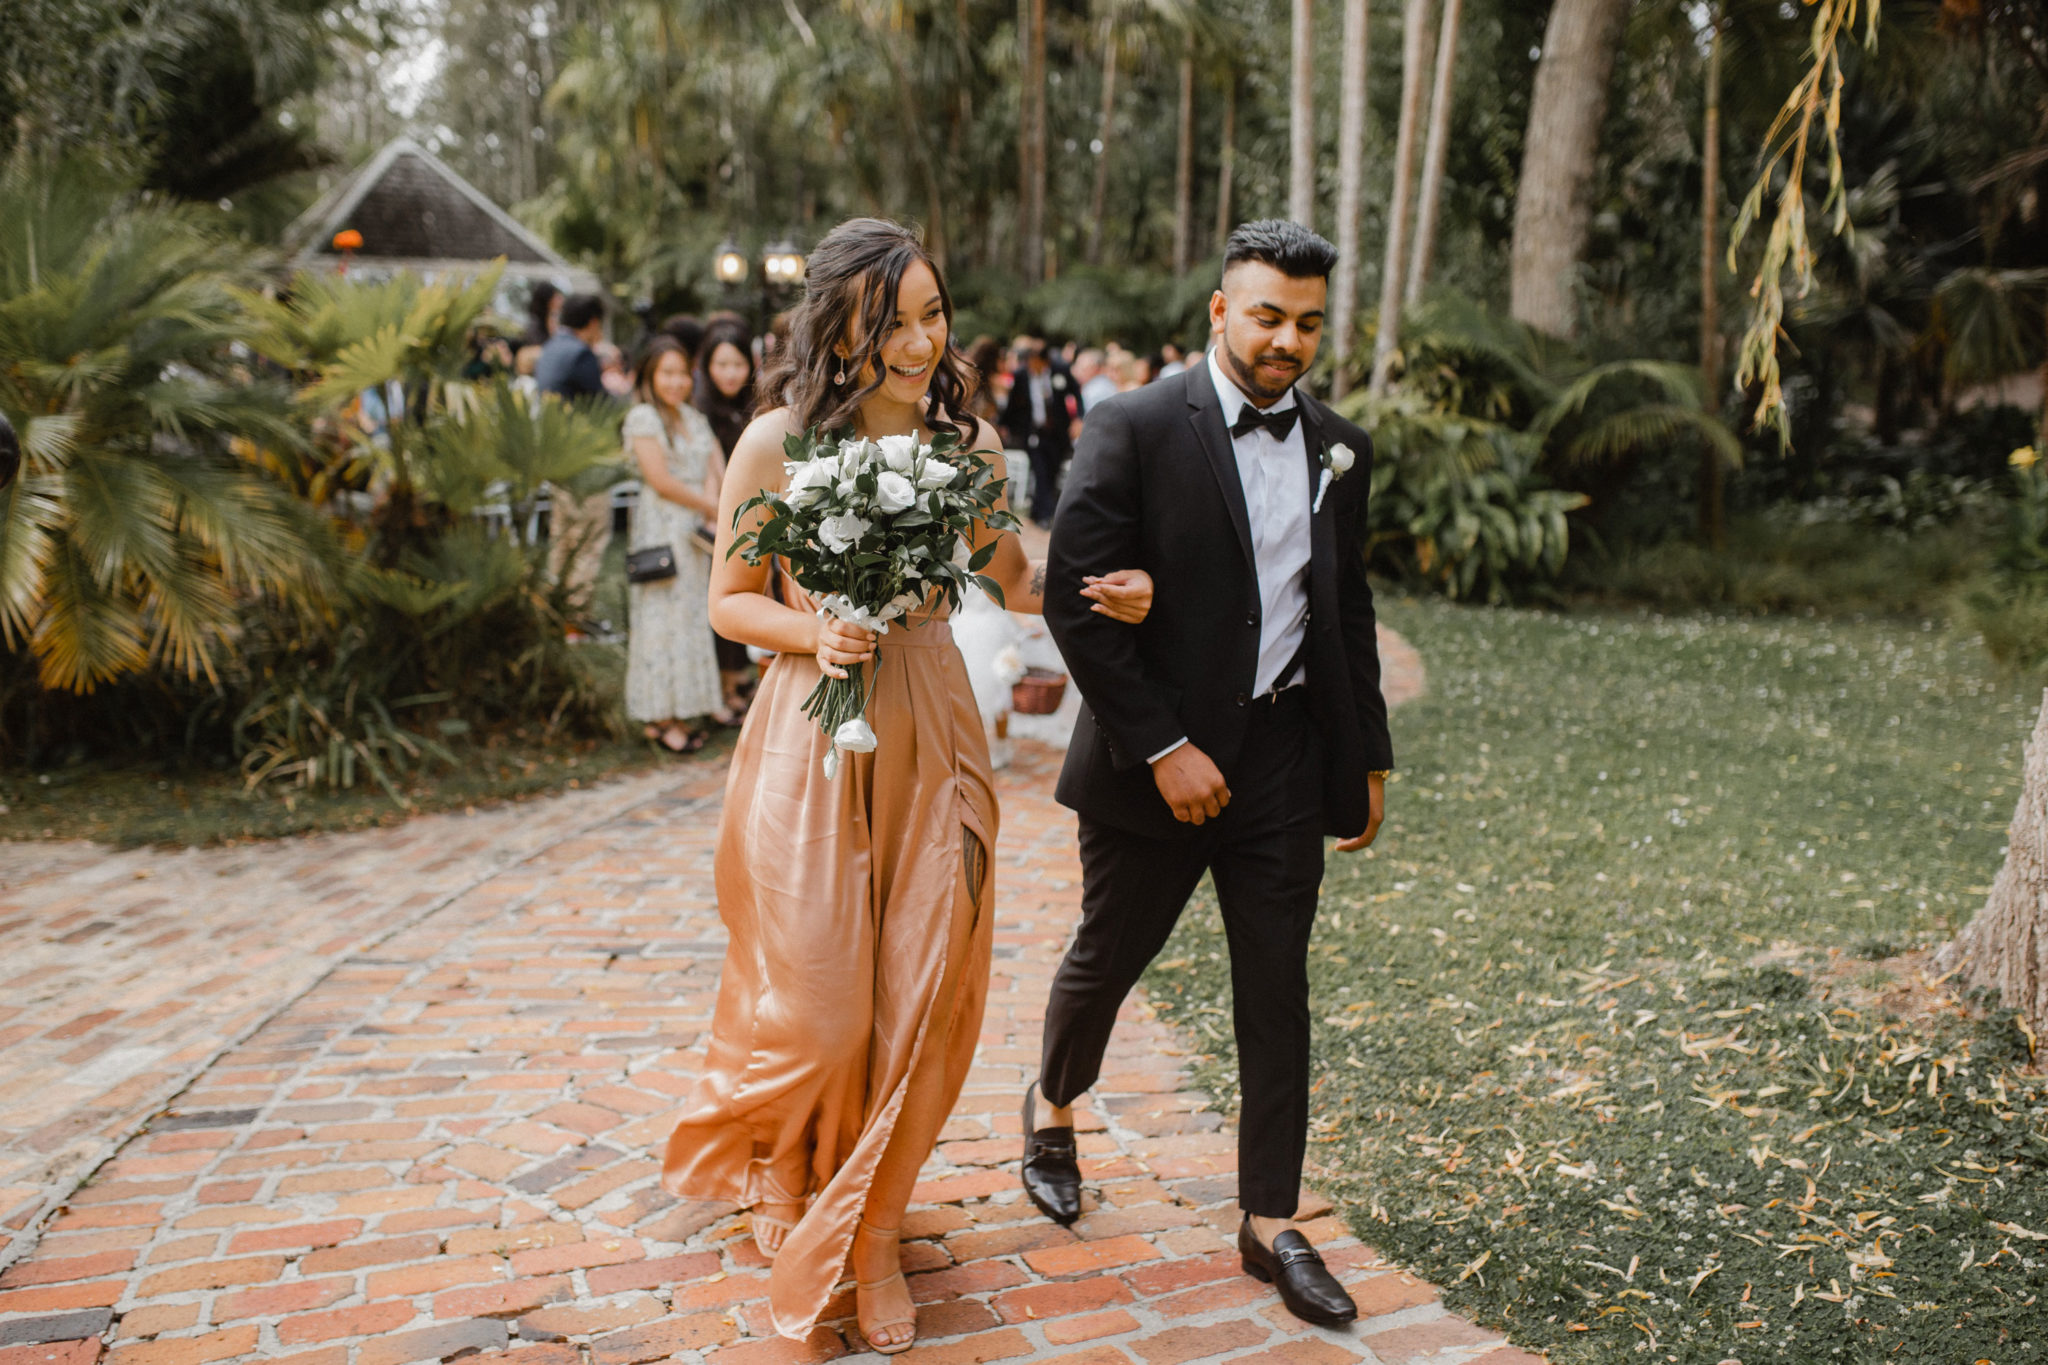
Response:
[835,359,849,385]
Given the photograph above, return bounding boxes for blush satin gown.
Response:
[662,598,997,1339]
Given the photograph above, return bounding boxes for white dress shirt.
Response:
[1149,350,1313,764]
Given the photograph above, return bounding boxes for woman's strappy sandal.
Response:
[749,1204,800,1261]
[853,1218,917,1355]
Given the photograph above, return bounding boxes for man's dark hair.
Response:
[1223,219,1338,281]
[559,293,606,332]
[0,412,18,490]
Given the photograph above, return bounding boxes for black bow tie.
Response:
[1229,403,1300,442]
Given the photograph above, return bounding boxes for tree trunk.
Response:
[1406,0,1462,307]
[1331,0,1371,401]
[1369,0,1435,394]
[1290,0,1316,226]
[1508,0,1627,338]
[1087,27,1119,265]
[1173,43,1196,278]
[1938,692,2048,1044]
[1020,0,1047,287]
[1699,16,1726,550]
[1216,74,1238,251]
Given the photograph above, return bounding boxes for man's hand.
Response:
[1333,773,1386,852]
[1152,743,1230,825]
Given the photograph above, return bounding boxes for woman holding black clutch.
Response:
[624,335,725,751]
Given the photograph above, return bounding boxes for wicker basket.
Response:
[1011,666,1068,715]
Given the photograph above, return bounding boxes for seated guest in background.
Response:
[1073,347,1117,413]
[693,317,761,720]
[537,294,621,628]
[1153,341,1187,379]
[1112,349,1152,392]
[623,336,727,752]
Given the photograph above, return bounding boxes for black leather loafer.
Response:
[1021,1080,1081,1225]
[1238,1216,1358,1326]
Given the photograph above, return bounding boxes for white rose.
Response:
[833,717,877,752]
[787,460,837,508]
[1327,442,1356,474]
[818,511,870,553]
[916,459,958,489]
[875,470,917,514]
[876,433,919,473]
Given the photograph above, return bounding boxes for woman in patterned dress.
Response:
[623,335,725,751]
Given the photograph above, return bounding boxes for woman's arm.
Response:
[631,435,718,518]
[708,411,876,676]
[963,419,1151,622]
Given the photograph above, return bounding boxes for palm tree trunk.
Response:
[1699,16,1726,549]
[1087,25,1119,267]
[1173,42,1196,278]
[1020,0,1048,286]
[1290,0,1316,226]
[1508,0,1629,338]
[1216,74,1238,251]
[1405,0,1462,306]
[1938,694,2048,1044]
[1369,0,1435,394]
[1331,0,1371,401]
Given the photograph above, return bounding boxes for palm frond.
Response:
[1559,404,1744,472]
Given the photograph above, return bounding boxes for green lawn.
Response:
[1144,598,2048,1365]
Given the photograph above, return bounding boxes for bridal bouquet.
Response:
[730,425,1016,776]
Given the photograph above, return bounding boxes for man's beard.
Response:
[1221,336,1301,404]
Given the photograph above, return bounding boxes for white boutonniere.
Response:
[1314,441,1356,513]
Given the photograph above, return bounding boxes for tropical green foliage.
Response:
[0,163,321,693]
[1338,390,1585,604]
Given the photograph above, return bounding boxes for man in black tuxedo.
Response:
[999,337,1079,526]
[1024,221,1393,1327]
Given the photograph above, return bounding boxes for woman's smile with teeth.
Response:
[890,360,929,378]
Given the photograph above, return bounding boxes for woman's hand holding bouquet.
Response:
[730,426,1016,776]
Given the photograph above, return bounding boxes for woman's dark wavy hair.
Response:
[692,317,756,420]
[756,218,979,441]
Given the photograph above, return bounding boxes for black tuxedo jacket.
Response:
[1000,366,1078,456]
[1044,363,1394,841]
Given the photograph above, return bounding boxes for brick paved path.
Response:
[0,632,1542,1365]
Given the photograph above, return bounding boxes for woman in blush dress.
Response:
[662,218,1153,1354]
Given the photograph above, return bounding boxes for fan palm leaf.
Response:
[0,160,320,691]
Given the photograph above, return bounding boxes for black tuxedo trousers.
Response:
[1040,688,1324,1219]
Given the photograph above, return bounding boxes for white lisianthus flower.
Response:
[916,459,958,489]
[877,433,919,473]
[875,470,917,514]
[834,717,878,753]
[818,511,870,553]
[1326,442,1356,474]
